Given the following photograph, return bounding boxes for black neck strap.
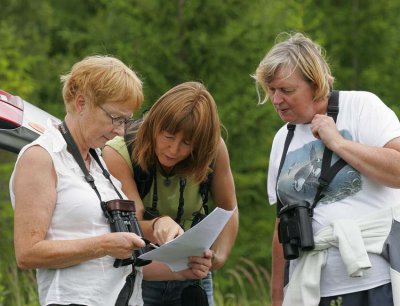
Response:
[60,122,140,297]
[151,171,187,226]
[276,91,347,214]
[58,122,123,208]
[199,175,210,215]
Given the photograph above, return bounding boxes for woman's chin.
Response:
[159,159,176,170]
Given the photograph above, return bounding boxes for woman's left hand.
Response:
[142,250,213,281]
[181,250,213,279]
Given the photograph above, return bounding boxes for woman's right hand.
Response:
[152,216,184,245]
[101,232,145,259]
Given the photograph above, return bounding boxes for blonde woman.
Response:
[10,57,212,306]
[255,32,400,306]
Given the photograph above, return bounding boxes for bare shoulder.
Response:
[211,138,237,210]
[215,137,230,164]
[102,145,132,174]
[14,145,56,189]
[102,144,120,160]
[17,145,53,171]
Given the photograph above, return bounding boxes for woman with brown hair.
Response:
[103,81,239,306]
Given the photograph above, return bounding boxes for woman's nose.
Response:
[168,141,180,155]
[113,124,125,136]
[271,90,283,105]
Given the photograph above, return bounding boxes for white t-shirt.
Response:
[9,121,143,306]
[267,91,400,296]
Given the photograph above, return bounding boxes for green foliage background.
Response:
[1,0,400,305]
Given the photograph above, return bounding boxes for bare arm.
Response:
[102,145,183,243]
[102,145,145,219]
[209,138,239,271]
[311,114,400,188]
[271,219,284,306]
[13,146,144,270]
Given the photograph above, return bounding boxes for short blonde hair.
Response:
[255,32,334,104]
[133,81,221,184]
[61,55,143,112]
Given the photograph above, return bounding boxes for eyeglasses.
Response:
[99,105,132,127]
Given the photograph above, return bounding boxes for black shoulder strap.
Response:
[134,164,155,199]
[276,91,347,214]
[310,91,347,212]
[277,124,296,179]
[124,118,155,199]
[275,123,295,214]
[327,91,339,122]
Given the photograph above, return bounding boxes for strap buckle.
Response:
[318,177,329,188]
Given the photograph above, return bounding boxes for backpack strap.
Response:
[124,119,155,199]
[133,164,155,199]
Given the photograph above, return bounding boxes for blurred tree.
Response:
[1,0,400,304]
[0,0,54,105]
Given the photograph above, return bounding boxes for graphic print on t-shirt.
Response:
[277,130,361,207]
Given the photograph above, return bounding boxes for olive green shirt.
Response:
[106,136,214,230]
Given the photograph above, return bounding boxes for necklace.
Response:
[164,176,172,187]
[159,164,176,187]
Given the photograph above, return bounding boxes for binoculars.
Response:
[103,199,152,268]
[278,201,315,260]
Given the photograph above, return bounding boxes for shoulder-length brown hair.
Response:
[133,81,221,184]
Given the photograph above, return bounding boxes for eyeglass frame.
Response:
[99,105,132,127]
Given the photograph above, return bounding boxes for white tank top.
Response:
[9,120,143,306]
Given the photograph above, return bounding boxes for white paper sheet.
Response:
[138,206,236,271]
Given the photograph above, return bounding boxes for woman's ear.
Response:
[311,83,321,102]
[75,95,86,114]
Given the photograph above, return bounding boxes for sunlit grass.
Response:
[0,263,38,306]
[0,257,272,306]
[214,257,271,306]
